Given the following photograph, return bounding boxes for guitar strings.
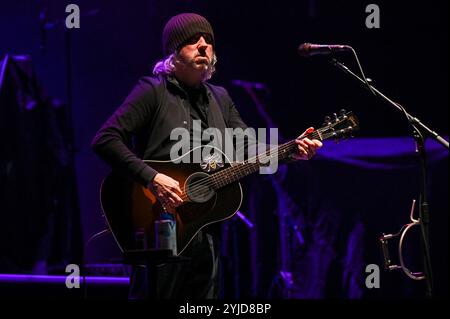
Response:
[177,129,326,202]
[177,128,335,202]
[176,112,355,202]
[183,113,356,202]
[177,139,298,202]
[204,116,356,193]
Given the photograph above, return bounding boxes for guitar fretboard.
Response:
[209,130,324,189]
[190,112,357,192]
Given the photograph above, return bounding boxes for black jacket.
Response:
[91,75,249,186]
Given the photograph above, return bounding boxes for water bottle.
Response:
[154,213,177,255]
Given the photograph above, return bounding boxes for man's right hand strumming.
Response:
[148,173,184,212]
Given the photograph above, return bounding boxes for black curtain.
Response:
[0,54,82,274]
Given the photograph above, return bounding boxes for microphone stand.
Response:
[330,58,449,299]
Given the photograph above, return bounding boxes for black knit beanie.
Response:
[162,13,214,55]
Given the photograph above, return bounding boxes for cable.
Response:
[81,228,111,299]
[348,47,376,97]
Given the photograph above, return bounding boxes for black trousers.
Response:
[128,230,220,299]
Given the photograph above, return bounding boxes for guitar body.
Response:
[100,146,243,255]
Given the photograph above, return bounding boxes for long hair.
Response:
[152,52,217,81]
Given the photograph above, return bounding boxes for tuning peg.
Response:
[333,113,338,122]
[339,109,347,117]
[348,127,356,139]
[323,115,331,126]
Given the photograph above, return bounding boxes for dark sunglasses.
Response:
[183,33,214,46]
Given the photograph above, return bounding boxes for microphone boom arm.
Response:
[330,58,449,149]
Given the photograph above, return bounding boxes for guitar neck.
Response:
[209,130,325,189]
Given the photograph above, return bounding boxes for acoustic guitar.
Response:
[100,110,359,255]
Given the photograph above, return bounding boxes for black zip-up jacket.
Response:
[91,75,250,187]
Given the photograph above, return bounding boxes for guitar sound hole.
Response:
[185,172,215,203]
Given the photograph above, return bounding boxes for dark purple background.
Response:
[1,0,448,298]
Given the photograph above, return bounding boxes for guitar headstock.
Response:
[317,109,359,142]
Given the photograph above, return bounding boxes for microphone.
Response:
[231,79,268,91]
[298,43,351,57]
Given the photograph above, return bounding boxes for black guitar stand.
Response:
[123,249,190,299]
